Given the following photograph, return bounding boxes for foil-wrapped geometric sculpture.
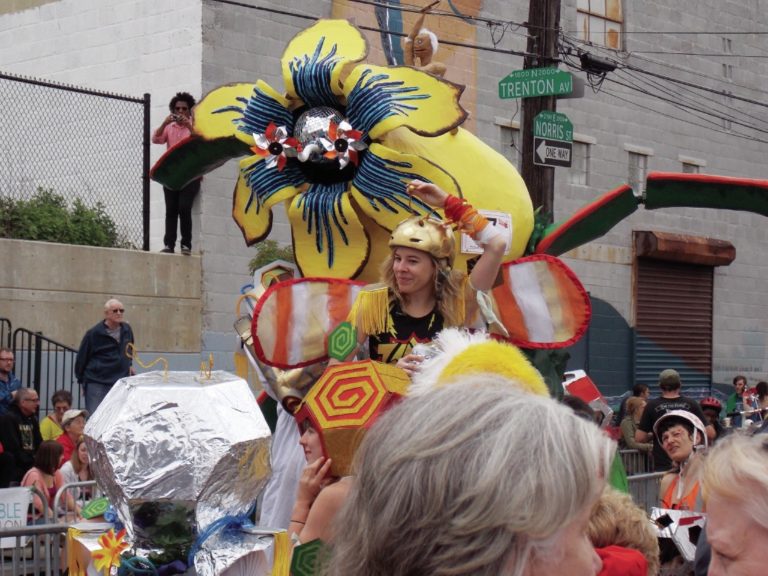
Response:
[84,371,272,551]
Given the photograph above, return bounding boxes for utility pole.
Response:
[521,0,561,220]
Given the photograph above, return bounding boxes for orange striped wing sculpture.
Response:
[252,277,365,369]
[491,254,591,349]
[295,360,409,477]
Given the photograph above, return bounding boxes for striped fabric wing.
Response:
[252,277,366,368]
[492,255,591,349]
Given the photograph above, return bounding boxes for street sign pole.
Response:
[520,0,561,221]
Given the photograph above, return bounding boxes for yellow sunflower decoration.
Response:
[151,19,533,280]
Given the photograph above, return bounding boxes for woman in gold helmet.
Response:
[347,180,508,375]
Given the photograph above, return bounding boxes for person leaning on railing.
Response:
[620,397,652,453]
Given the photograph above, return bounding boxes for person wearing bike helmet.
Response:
[654,410,708,511]
[346,180,507,375]
[700,396,725,442]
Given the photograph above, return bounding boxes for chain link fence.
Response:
[0,71,150,250]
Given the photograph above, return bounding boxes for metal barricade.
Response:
[627,471,665,514]
[619,448,652,475]
[53,480,101,523]
[0,485,62,576]
[1,523,67,576]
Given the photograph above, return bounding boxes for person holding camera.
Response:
[152,92,200,255]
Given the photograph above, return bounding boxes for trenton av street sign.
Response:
[498,68,573,99]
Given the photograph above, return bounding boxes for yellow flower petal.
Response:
[233,177,279,246]
[349,142,459,232]
[195,81,292,146]
[344,64,467,140]
[281,19,367,105]
[288,190,369,278]
[381,126,534,263]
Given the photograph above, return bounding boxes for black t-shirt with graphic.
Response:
[368,302,444,364]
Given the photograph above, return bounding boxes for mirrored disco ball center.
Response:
[294,106,346,163]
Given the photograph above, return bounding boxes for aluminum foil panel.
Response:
[84,371,272,548]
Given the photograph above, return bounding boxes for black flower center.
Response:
[334,138,349,153]
[268,141,284,156]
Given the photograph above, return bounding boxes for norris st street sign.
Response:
[499,68,573,99]
[533,111,573,142]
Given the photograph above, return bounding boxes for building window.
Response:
[577,0,623,49]
[569,140,592,186]
[624,144,652,195]
[678,155,706,174]
[498,124,521,169]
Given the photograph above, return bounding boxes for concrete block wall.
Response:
[0,239,201,366]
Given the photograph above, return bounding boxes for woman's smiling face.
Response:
[392,247,435,297]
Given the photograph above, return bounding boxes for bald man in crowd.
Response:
[75,298,135,413]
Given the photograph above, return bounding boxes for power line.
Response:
[600,87,768,146]
[614,67,768,131]
[562,32,768,95]
[629,52,768,97]
[205,0,536,57]
[564,29,768,35]
[629,51,767,58]
[344,0,534,38]
[606,73,768,135]
[621,62,768,109]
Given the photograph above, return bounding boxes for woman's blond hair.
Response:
[702,432,768,530]
[587,487,660,576]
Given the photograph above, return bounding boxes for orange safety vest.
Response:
[661,475,703,511]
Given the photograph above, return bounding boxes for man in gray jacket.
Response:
[75,298,135,413]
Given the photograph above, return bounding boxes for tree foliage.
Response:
[247,239,295,274]
[0,187,131,248]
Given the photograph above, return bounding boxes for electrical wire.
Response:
[615,66,768,131]
[562,32,768,96]
[344,0,534,38]
[605,74,766,135]
[600,86,768,146]
[205,0,536,57]
[564,29,768,35]
[629,52,767,57]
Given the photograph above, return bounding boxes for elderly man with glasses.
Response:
[0,347,21,415]
[0,387,42,486]
[75,298,135,413]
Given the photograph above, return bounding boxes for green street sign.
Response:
[533,111,573,142]
[499,68,573,99]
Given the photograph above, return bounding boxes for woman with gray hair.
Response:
[327,376,616,576]
[701,433,768,575]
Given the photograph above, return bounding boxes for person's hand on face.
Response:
[296,456,333,507]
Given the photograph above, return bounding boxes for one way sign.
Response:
[533,137,572,168]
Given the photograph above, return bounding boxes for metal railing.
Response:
[0,70,150,250]
[627,471,665,514]
[12,327,79,415]
[619,448,653,475]
[53,480,101,523]
[0,318,10,348]
[0,523,67,576]
[0,485,62,576]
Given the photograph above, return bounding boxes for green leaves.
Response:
[0,187,131,247]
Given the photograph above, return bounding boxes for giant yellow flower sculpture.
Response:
[152,19,533,280]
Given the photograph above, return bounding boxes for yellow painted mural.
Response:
[331,0,482,131]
